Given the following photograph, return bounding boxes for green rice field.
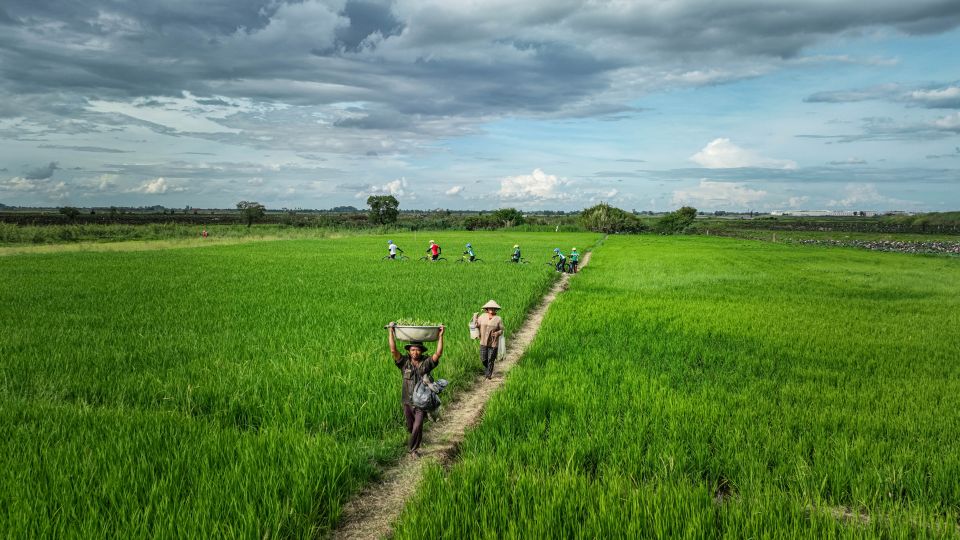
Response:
[394,236,960,538]
[3,232,959,538]
[0,231,597,537]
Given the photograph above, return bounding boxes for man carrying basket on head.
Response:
[471,300,504,380]
[388,323,445,457]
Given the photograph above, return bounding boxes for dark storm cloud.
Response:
[1,0,960,168]
[335,0,404,51]
[24,162,59,180]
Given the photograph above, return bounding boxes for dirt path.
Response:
[332,252,592,540]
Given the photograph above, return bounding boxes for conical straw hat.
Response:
[481,299,502,310]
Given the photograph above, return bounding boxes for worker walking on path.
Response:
[471,300,504,380]
[569,248,579,273]
[388,323,445,457]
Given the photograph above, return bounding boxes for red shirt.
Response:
[430,244,439,255]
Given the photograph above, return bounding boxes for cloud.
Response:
[444,185,464,196]
[828,158,867,165]
[671,179,767,208]
[38,144,131,153]
[355,176,409,198]
[498,168,569,200]
[24,161,59,180]
[827,183,909,208]
[787,196,810,208]
[690,138,797,169]
[134,177,184,194]
[907,86,960,108]
[805,82,960,109]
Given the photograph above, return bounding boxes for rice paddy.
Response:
[394,235,960,538]
[0,231,597,537]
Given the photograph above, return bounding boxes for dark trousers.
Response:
[403,404,426,452]
[570,261,578,273]
[480,345,498,378]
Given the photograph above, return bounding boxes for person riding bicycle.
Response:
[426,240,441,261]
[569,247,579,273]
[387,240,404,260]
[511,244,521,263]
[552,248,567,273]
[463,243,476,262]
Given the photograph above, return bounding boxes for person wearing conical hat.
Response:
[387,321,445,457]
[472,300,504,380]
[569,248,579,273]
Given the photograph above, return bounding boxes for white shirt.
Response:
[389,244,398,255]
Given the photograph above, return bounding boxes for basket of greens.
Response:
[386,320,444,342]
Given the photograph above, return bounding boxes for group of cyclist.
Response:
[385,239,579,272]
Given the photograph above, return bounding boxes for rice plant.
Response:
[0,231,598,537]
[394,235,960,538]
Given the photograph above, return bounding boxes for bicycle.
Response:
[456,255,483,263]
[382,254,409,261]
[506,257,530,264]
[418,255,448,262]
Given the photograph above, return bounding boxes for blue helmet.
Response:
[553,248,560,253]
[388,240,393,244]
[466,243,472,248]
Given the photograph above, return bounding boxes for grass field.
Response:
[394,236,960,538]
[0,231,597,537]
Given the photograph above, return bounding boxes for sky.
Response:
[1,0,958,212]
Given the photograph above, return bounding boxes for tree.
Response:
[366,195,399,225]
[654,206,698,234]
[491,208,525,227]
[236,201,266,227]
[579,203,646,233]
[58,206,81,221]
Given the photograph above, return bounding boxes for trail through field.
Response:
[332,252,592,540]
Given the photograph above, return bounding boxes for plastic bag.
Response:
[498,334,506,359]
[412,376,449,411]
[469,313,480,340]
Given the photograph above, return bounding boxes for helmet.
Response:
[388,240,393,244]
[572,247,577,251]
[429,240,435,244]
[553,248,560,253]
[466,243,472,248]
[513,244,519,248]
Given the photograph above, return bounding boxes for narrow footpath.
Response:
[332,252,592,540]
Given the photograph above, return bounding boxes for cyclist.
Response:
[552,248,567,273]
[426,240,441,261]
[387,240,404,260]
[463,243,476,262]
[511,244,521,263]
[569,247,579,273]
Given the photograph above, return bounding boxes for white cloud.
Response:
[827,183,900,208]
[445,185,465,196]
[135,177,184,194]
[357,177,409,198]
[932,112,960,131]
[671,179,767,208]
[909,86,960,106]
[690,138,797,169]
[498,168,570,200]
[787,196,810,208]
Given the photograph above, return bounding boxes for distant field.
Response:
[0,231,598,537]
[395,236,960,537]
